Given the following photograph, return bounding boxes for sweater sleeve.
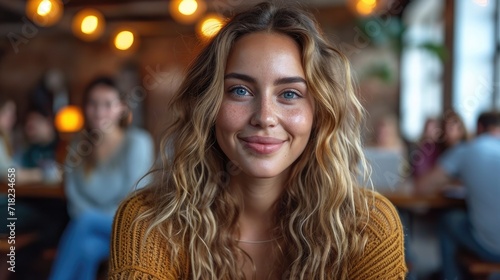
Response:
[350,192,407,279]
[109,191,188,280]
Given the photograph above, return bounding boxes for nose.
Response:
[94,104,107,118]
[250,95,278,128]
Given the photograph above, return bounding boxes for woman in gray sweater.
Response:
[49,77,154,280]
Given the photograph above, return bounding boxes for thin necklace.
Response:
[235,236,282,244]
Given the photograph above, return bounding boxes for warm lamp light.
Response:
[81,15,98,34]
[114,30,135,51]
[356,0,377,16]
[55,106,84,133]
[72,9,105,41]
[179,0,198,15]
[26,0,63,27]
[37,0,52,16]
[197,14,224,39]
[347,0,381,17]
[169,0,206,25]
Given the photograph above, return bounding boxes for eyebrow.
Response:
[224,73,307,86]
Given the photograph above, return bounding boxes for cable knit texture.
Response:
[109,191,407,279]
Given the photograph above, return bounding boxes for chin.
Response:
[240,166,288,179]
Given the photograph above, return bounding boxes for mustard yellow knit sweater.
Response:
[109,191,407,279]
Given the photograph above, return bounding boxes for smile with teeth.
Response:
[240,136,285,154]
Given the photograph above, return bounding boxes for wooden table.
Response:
[0,182,65,198]
[383,190,466,210]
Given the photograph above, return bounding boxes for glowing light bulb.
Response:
[179,0,198,16]
[72,9,105,41]
[27,0,63,27]
[37,0,52,16]
[356,0,376,16]
[196,14,225,40]
[114,31,134,50]
[81,15,98,34]
[201,18,222,38]
[169,0,206,25]
[55,106,84,133]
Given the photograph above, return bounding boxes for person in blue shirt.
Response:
[417,111,500,280]
[49,77,154,280]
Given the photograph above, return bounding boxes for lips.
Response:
[239,136,285,154]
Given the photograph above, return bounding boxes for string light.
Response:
[178,0,198,16]
[72,9,105,41]
[81,15,98,34]
[197,14,224,39]
[37,0,52,16]
[26,0,63,27]
[356,0,377,16]
[55,106,84,133]
[114,30,135,51]
[169,0,206,25]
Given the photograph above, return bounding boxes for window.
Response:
[401,0,444,141]
[453,0,495,132]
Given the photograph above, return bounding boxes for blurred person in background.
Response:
[368,114,417,278]
[421,118,441,143]
[3,103,68,280]
[441,111,468,149]
[22,107,59,167]
[363,113,409,190]
[416,111,500,280]
[412,111,468,184]
[0,96,17,177]
[371,114,407,154]
[49,77,154,280]
[0,96,59,184]
[1,93,64,279]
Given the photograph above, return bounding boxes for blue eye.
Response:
[230,87,250,96]
[282,91,299,99]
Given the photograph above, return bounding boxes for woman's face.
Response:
[0,101,16,133]
[444,117,464,145]
[215,32,314,179]
[85,85,125,131]
[375,119,397,146]
[25,112,53,143]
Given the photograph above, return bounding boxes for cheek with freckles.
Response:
[283,107,314,140]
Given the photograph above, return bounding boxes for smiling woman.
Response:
[216,32,314,180]
[109,2,407,280]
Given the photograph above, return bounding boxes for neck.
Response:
[100,126,124,142]
[229,173,287,241]
[38,132,56,146]
[489,127,500,136]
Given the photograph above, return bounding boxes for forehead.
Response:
[1,101,16,111]
[88,85,120,100]
[27,112,48,120]
[225,32,304,75]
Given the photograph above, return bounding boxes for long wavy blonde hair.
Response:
[138,2,371,279]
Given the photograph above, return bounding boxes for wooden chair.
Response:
[459,251,500,280]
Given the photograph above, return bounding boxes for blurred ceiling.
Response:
[0,0,347,23]
[0,0,350,37]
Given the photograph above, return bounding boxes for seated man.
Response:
[417,111,500,279]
